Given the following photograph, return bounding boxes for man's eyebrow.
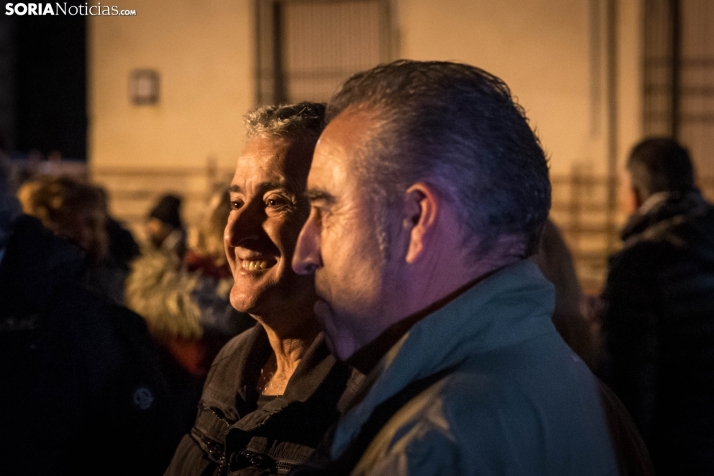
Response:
[228,182,295,194]
[304,189,336,205]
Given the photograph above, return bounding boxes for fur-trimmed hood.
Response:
[125,250,234,340]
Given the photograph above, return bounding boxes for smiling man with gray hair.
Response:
[165,102,362,476]
[292,60,651,475]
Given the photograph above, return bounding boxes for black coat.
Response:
[165,325,362,476]
[0,215,186,475]
[601,190,714,475]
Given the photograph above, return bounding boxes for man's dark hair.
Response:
[245,102,326,145]
[627,137,695,198]
[326,60,551,258]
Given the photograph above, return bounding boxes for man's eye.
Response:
[311,205,327,224]
[230,200,243,210]
[266,197,290,208]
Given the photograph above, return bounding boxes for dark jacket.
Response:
[165,325,362,476]
[601,190,714,475]
[0,215,186,475]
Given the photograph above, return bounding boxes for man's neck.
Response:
[346,310,424,375]
[254,313,321,395]
[346,269,501,374]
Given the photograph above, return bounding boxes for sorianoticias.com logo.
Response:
[5,3,137,16]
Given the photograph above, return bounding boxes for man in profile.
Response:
[601,137,714,475]
[291,60,643,475]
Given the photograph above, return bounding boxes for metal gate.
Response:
[255,0,393,105]
[644,0,714,188]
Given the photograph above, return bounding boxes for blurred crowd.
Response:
[7,165,254,433]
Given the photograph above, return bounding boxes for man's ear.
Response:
[402,183,440,264]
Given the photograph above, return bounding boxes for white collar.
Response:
[637,191,672,215]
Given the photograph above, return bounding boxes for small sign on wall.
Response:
[129,69,160,105]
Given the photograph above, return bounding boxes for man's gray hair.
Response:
[327,60,551,258]
[245,102,326,144]
[0,154,21,248]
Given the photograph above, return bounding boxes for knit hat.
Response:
[149,194,183,230]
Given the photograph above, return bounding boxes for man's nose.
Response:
[292,210,322,275]
[224,202,264,247]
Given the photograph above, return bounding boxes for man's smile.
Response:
[240,258,277,271]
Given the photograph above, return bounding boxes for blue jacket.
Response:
[330,260,618,475]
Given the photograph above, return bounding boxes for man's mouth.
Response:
[241,259,277,270]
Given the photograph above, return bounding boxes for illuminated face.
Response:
[225,136,316,322]
[293,110,401,360]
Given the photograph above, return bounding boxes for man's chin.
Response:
[320,327,359,363]
[313,298,331,321]
[313,301,357,361]
[229,286,257,315]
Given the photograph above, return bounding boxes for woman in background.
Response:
[18,175,128,304]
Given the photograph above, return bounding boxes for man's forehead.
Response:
[307,136,347,194]
[233,135,313,190]
[236,136,291,170]
[308,108,375,186]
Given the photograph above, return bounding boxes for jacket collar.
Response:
[217,325,351,429]
[331,259,556,457]
[621,189,707,241]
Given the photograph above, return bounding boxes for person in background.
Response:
[534,217,597,368]
[17,175,127,304]
[165,102,362,476]
[600,137,714,475]
[0,156,185,475]
[96,184,141,274]
[146,193,187,262]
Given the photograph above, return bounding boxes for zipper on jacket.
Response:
[225,448,297,475]
[194,403,233,474]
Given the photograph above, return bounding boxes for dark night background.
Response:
[1,1,86,159]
